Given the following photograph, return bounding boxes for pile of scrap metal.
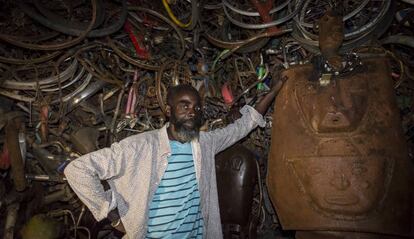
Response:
[0,0,413,238]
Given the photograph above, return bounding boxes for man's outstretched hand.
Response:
[254,76,286,115]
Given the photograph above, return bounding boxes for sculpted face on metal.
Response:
[296,76,369,134]
[266,58,413,238]
[288,77,393,219]
[288,155,392,218]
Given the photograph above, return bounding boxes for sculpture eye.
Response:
[352,165,367,176]
[308,167,322,175]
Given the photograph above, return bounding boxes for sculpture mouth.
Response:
[324,195,359,206]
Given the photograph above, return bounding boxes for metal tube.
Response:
[5,119,26,191]
[3,203,20,239]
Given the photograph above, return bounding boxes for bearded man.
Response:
[64,82,283,239]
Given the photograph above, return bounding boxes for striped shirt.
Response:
[146,141,203,238]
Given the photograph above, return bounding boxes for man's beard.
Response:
[171,114,203,142]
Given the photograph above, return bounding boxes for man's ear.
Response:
[165,105,171,117]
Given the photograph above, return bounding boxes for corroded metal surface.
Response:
[267,58,414,238]
[318,9,344,71]
[5,118,26,192]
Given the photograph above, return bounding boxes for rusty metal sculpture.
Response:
[267,10,414,239]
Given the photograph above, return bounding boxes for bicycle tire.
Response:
[0,51,61,65]
[21,0,127,38]
[1,59,79,90]
[162,0,199,30]
[203,1,222,10]
[381,35,414,48]
[292,0,395,54]
[222,0,291,17]
[41,67,87,92]
[63,77,106,111]
[201,6,270,53]
[295,0,391,40]
[34,0,106,30]
[222,0,301,30]
[297,0,370,28]
[107,7,185,71]
[0,0,97,50]
[205,33,270,53]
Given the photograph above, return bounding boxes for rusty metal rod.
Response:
[5,119,26,191]
[3,203,20,239]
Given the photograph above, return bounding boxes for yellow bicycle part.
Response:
[162,0,192,28]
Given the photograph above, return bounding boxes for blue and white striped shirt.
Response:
[146,141,204,238]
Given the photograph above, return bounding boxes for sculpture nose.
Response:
[330,173,350,190]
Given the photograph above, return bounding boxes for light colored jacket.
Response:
[64,105,265,239]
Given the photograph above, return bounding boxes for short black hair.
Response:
[166,84,201,106]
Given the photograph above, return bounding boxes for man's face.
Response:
[167,91,203,142]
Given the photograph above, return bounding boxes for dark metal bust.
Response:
[216,144,258,239]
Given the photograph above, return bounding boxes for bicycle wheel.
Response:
[30,0,127,38]
[231,56,262,105]
[1,0,98,51]
[295,0,391,40]
[292,0,395,53]
[156,60,194,115]
[222,0,299,30]
[162,0,199,30]
[201,6,269,53]
[137,75,162,110]
[108,7,185,71]
[0,1,72,58]
[0,42,61,65]
[223,0,291,17]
